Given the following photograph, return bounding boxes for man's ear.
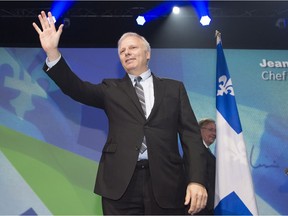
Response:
[146,51,151,61]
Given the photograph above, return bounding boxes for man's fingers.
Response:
[33,11,62,37]
[188,198,197,214]
[201,194,208,209]
[186,191,196,214]
[188,195,205,214]
[32,22,42,34]
[194,195,204,213]
[39,11,49,30]
[47,11,56,31]
[184,190,190,205]
[57,24,64,35]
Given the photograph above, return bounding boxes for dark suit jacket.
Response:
[44,57,207,208]
[196,147,216,215]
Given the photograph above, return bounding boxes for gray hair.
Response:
[117,32,151,55]
[198,118,216,128]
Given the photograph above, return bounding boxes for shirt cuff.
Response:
[46,54,61,69]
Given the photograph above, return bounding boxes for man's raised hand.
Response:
[32,11,63,61]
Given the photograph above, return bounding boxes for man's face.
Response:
[118,36,150,75]
[201,122,216,146]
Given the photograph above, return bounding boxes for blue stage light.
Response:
[200,15,211,26]
[136,16,146,26]
[137,2,182,25]
[50,1,75,22]
[172,6,180,15]
[191,1,211,26]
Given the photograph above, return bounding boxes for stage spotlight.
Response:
[191,1,211,26]
[136,16,146,26]
[51,1,74,21]
[200,15,211,26]
[136,2,180,25]
[172,6,180,15]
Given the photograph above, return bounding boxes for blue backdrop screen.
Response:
[0,47,287,215]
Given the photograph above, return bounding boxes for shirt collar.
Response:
[128,69,151,83]
[203,140,209,148]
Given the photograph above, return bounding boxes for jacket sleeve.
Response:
[43,56,106,109]
[178,82,208,187]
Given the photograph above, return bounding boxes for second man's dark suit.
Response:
[44,57,207,209]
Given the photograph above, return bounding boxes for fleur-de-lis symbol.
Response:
[217,75,235,96]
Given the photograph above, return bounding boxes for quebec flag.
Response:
[214,31,258,215]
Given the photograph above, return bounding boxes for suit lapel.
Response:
[118,73,166,121]
[147,74,165,121]
[207,148,216,159]
[118,74,146,118]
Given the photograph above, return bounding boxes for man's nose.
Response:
[124,49,131,56]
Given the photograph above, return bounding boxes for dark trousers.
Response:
[102,160,186,215]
